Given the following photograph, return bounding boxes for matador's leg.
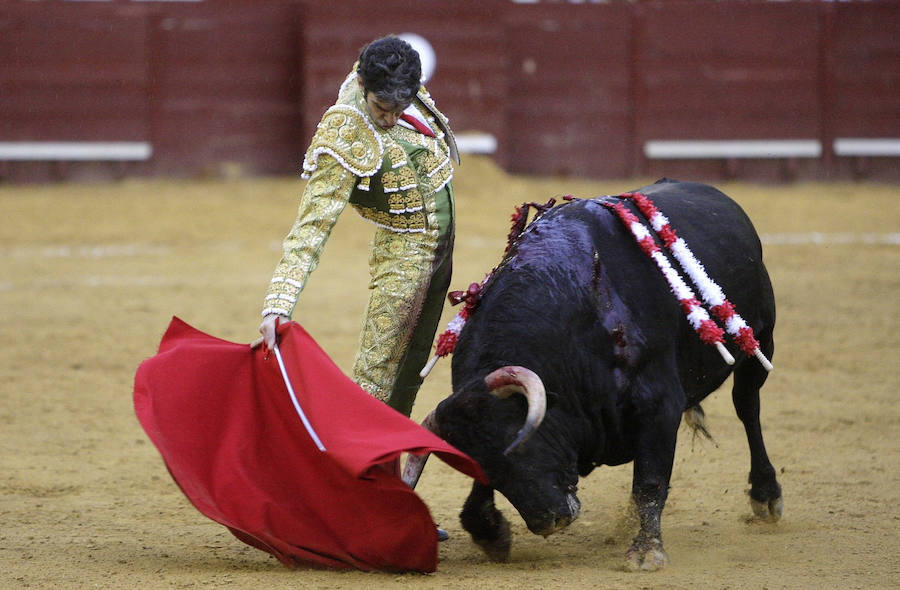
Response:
[352,227,451,416]
[386,230,452,416]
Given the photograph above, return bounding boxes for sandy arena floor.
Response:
[1,157,898,589]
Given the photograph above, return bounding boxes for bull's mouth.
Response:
[524,492,581,537]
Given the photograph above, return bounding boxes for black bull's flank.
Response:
[404,179,783,571]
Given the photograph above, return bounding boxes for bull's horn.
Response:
[402,410,440,489]
[485,366,547,455]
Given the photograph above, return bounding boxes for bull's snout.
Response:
[524,492,581,537]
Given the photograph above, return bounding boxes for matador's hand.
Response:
[254,314,289,349]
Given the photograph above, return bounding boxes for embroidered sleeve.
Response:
[262,154,357,317]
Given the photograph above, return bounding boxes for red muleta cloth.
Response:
[133,317,486,572]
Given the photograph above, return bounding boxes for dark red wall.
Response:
[1,3,149,142]
[635,1,823,181]
[1,0,897,183]
[504,4,635,177]
[146,3,303,177]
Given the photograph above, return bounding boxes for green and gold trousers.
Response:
[352,185,454,417]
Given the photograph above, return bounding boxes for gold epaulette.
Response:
[301,105,384,179]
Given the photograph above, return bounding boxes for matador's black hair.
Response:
[357,36,422,107]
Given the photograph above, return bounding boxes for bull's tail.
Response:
[683,404,716,446]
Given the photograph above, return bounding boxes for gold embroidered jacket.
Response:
[262,71,458,318]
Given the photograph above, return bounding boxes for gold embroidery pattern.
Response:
[387,192,406,214]
[381,170,399,192]
[404,188,423,212]
[352,206,427,234]
[301,105,382,180]
[300,71,457,235]
[348,123,452,229]
[350,130,446,399]
[352,216,440,403]
[388,144,407,168]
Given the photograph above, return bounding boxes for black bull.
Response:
[404,179,783,571]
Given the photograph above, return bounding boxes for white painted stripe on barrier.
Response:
[0,142,153,161]
[644,140,822,159]
[455,133,498,154]
[760,232,900,246]
[833,138,900,157]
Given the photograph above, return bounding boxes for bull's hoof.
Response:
[750,494,784,523]
[472,518,511,562]
[623,538,669,572]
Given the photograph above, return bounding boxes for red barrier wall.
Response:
[504,3,635,177]
[0,4,149,142]
[635,1,822,181]
[146,3,303,177]
[0,0,897,182]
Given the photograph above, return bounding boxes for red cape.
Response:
[133,317,486,572]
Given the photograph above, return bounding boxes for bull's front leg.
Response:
[624,391,681,572]
[459,481,511,562]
